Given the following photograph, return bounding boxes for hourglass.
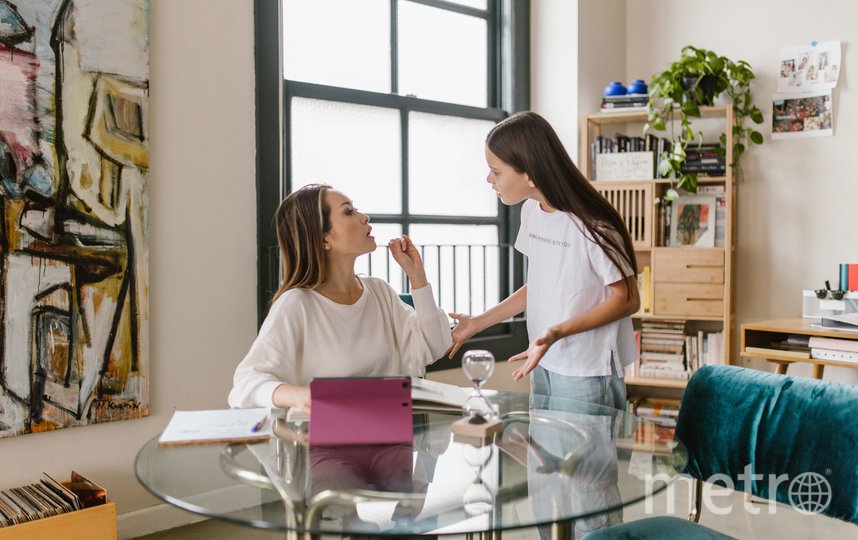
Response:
[462,349,496,421]
[461,443,495,516]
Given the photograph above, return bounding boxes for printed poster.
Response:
[772,91,833,139]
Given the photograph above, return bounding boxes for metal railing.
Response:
[359,243,518,315]
[265,243,520,317]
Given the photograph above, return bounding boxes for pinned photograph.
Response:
[778,41,841,93]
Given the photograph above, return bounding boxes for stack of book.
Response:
[809,336,858,364]
[681,143,726,176]
[637,320,688,379]
[685,330,724,372]
[600,94,649,113]
[0,471,105,526]
[591,133,671,180]
[633,397,681,428]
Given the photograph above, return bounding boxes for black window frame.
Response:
[254,0,530,369]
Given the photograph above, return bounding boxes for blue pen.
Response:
[251,415,268,433]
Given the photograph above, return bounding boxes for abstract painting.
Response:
[0,0,149,437]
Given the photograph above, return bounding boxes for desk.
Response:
[740,317,858,379]
[135,391,686,539]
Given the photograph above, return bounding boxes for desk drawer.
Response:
[655,283,724,317]
[654,250,724,284]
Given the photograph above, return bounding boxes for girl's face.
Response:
[485,147,535,206]
[323,190,376,257]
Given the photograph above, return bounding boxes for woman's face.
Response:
[485,146,534,206]
[323,189,376,257]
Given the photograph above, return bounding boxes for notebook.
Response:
[309,376,413,446]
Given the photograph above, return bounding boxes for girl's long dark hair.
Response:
[487,112,638,296]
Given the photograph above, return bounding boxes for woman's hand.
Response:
[508,327,559,380]
[389,235,428,289]
[447,313,484,358]
[272,383,311,411]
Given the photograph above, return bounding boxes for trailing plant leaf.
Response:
[645,45,765,191]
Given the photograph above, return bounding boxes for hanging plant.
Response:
[646,45,765,197]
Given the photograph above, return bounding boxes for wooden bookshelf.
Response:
[0,501,115,540]
[582,106,736,397]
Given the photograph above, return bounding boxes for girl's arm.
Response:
[448,284,528,358]
[510,277,639,380]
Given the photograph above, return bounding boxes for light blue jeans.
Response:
[530,356,627,410]
[529,356,626,539]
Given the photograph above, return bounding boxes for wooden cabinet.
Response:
[0,502,115,540]
[581,106,736,393]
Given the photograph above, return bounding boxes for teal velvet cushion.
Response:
[583,516,734,539]
[399,293,414,307]
[676,365,858,525]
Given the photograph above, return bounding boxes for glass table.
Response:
[135,391,686,539]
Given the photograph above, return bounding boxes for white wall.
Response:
[536,1,858,384]
[624,0,858,384]
[1,0,259,535]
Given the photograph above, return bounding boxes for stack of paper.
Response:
[158,408,271,446]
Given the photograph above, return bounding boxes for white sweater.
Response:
[228,277,452,409]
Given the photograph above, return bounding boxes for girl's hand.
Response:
[447,313,483,358]
[389,235,428,289]
[508,328,559,380]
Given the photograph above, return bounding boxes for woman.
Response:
[228,184,451,410]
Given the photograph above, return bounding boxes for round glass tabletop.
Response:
[135,391,686,537]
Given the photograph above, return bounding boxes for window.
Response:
[255,0,530,366]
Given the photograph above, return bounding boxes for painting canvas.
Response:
[0,0,149,437]
[669,196,715,248]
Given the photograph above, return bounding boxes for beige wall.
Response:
[1,0,258,535]
[624,0,858,384]
[537,1,858,384]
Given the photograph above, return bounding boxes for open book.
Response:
[410,377,469,412]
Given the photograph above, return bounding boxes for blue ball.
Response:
[627,79,648,95]
[604,81,627,96]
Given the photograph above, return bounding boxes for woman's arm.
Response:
[228,297,304,409]
[272,383,311,410]
[447,284,527,358]
[509,277,638,380]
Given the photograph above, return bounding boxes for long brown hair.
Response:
[487,112,638,295]
[271,184,332,302]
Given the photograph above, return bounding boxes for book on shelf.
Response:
[745,346,810,359]
[807,336,858,352]
[821,313,858,332]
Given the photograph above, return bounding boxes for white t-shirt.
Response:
[514,199,637,377]
[228,276,452,409]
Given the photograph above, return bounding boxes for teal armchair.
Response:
[585,365,858,539]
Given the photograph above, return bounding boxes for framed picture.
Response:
[669,196,716,247]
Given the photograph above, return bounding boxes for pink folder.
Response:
[309,377,413,446]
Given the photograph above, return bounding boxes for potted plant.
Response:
[646,45,764,197]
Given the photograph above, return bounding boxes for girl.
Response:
[448,112,639,409]
[228,184,451,410]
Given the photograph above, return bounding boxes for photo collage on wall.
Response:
[773,40,840,139]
